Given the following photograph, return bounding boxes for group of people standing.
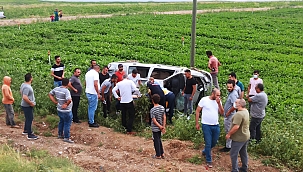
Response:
[50,9,63,22]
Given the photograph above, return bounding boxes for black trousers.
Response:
[120,102,135,132]
[249,117,264,142]
[102,93,111,118]
[72,96,80,122]
[153,131,164,157]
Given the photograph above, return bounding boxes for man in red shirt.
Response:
[207,51,221,90]
[115,64,125,83]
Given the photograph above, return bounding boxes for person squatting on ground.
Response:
[68,68,82,123]
[2,76,18,128]
[100,74,118,118]
[85,65,101,128]
[247,70,263,110]
[225,99,250,172]
[195,88,224,168]
[48,78,74,143]
[112,74,139,135]
[150,94,166,159]
[207,50,221,90]
[163,88,175,124]
[182,69,197,120]
[20,73,38,140]
[51,55,65,87]
[221,79,239,152]
[247,83,268,143]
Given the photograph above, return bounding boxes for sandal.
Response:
[152,155,161,159]
[161,154,165,159]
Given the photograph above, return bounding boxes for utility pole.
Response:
[190,0,197,68]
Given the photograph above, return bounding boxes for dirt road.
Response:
[0,113,288,172]
[0,7,276,26]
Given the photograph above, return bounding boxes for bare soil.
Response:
[0,113,290,172]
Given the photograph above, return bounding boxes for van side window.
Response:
[129,66,150,78]
[151,68,175,80]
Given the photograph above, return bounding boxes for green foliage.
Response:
[45,114,60,129]
[187,154,204,165]
[43,130,53,137]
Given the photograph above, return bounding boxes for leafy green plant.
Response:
[187,154,203,165]
[45,115,59,130]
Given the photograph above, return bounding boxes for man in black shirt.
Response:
[99,66,110,86]
[51,55,65,87]
[182,69,197,120]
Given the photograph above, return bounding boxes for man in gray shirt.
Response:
[100,74,118,118]
[248,83,268,143]
[68,68,82,123]
[20,73,38,140]
[221,79,239,152]
[49,78,74,143]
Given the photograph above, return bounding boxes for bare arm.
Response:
[62,70,65,78]
[226,106,235,117]
[247,97,253,102]
[190,84,196,100]
[101,85,107,100]
[68,82,77,93]
[195,106,202,130]
[94,80,99,95]
[48,93,58,104]
[240,91,244,99]
[61,99,72,109]
[217,100,224,115]
[152,118,164,130]
[247,84,251,97]
[23,95,35,107]
[51,71,61,80]
[226,124,240,139]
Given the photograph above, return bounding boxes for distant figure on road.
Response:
[59,10,63,18]
[50,14,54,22]
[20,73,38,140]
[207,50,221,89]
[54,9,59,21]
[51,55,65,87]
[2,76,17,128]
[49,78,74,143]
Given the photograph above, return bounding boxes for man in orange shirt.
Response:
[2,76,17,128]
[115,64,125,83]
[207,51,221,90]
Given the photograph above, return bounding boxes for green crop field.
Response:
[1,2,303,170]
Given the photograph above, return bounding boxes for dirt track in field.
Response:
[2,6,303,26]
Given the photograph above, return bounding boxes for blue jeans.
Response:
[57,111,72,139]
[184,94,193,115]
[22,106,34,136]
[86,93,98,124]
[54,81,62,87]
[202,124,220,163]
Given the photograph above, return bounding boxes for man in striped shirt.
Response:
[48,78,74,143]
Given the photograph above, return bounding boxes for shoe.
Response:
[206,162,213,168]
[179,114,184,117]
[187,116,191,120]
[73,120,81,123]
[89,123,99,128]
[58,135,64,139]
[27,134,38,140]
[239,167,247,172]
[219,147,231,152]
[22,131,34,135]
[63,138,74,143]
[11,125,19,128]
[161,154,165,159]
[127,132,136,135]
[115,111,121,115]
[152,155,161,159]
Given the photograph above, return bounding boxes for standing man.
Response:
[182,69,197,120]
[100,74,118,118]
[2,76,17,128]
[115,64,125,83]
[207,50,221,89]
[49,78,74,143]
[87,59,97,71]
[68,68,82,123]
[20,73,38,140]
[51,55,65,87]
[112,74,139,135]
[221,80,239,152]
[99,66,110,86]
[85,65,100,128]
[226,99,250,172]
[229,72,245,99]
[247,70,263,110]
[248,83,268,143]
[128,69,141,87]
[195,88,224,168]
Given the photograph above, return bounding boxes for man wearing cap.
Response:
[128,69,141,87]
[115,64,125,83]
[100,74,118,118]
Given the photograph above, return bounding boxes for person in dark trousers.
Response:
[182,69,197,120]
[68,68,82,123]
[49,78,74,143]
[163,88,175,124]
[2,76,18,128]
[112,74,139,135]
[20,73,38,140]
[247,83,268,143]
[54,9,59,21]
[51,55,65,87]
[150,94,166,159]
[100,74,118,118]
[147,77,165,107]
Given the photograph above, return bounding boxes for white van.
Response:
[108,61,212,110]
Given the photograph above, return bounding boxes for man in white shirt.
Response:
[112,74,140,135]
[85,65,100,128]
[128,69,141,87]
[195,88,224,168]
